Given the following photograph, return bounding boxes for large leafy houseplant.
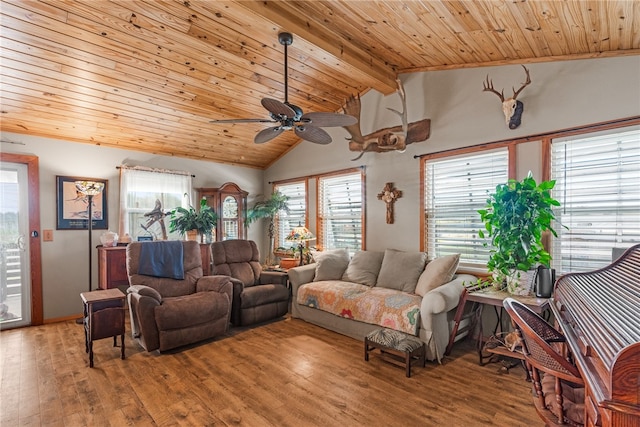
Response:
[247,191,290,266]
[478,172,562,294]
[169,197,217,241]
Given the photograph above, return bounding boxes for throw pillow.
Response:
[341,250,384,287]
[415,254,461,296]
[376,249,427,293]
[312,249,350,281]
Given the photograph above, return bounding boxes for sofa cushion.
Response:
[376,249,427,293]
[312,249,350,281]
[297,280,421,335]
[415,254,460,296]
[341,250,384,287]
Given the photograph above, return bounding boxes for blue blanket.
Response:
[138,241,184,280]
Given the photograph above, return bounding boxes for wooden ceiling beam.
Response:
[234,0,398,95]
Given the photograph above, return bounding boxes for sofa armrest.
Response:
[127,284,162,303]
[421,274,477,315]
[288,264,317,295]
[420,273,477,363]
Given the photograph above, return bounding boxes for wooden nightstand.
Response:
[81,288,126,368]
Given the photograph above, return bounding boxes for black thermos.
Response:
[535,265,555,298]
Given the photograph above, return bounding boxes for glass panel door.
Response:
[222,196,238,240]
[1,162,31,329]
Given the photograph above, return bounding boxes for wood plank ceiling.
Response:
[1,1,639,169]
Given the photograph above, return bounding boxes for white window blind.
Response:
[318,171,363,253]
[425,148,509,267]
[119,167,192,240]
[274,181,307,250]
[551,126,640,273]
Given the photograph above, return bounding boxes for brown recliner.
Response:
[211,240,289,326]
[126,240,233,352]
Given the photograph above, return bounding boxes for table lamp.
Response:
[285,223,316,266]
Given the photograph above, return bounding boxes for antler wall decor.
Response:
[483,65,532,130]
[343,79,431,161]
[377,182,402,224]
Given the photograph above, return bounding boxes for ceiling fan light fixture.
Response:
[212,31,358,145]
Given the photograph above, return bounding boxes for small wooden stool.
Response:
[364,328,425,377]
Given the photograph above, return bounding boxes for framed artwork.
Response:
[56,176,108,230]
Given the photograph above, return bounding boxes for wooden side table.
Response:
[81,288,126,368]
[465,288,549,366]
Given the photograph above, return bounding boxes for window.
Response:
[317,169,364,253]
[274,180,307,250]
[424,148,509,268]
[119,166,192,240]
[551,126,640,272]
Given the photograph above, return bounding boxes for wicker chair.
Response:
[503,298,585,427]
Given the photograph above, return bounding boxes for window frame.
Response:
[419,116,640,274]
[316,167,366,253]
[273,179,309,251]
[422,146,512,270]
[549,124,640,273]
[118,166,193,241]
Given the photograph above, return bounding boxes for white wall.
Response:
[2,55,639,321]
[265,56,640,252]
[0,134,264,320]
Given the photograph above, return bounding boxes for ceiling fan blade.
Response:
[261,98,296,117]
[210,118,276,124]
[300,112,358,127]
[295,125,332,144]
[254,126,284,144]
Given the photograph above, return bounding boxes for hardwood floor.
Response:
[1,316,542,426]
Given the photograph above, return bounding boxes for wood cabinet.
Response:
[97,244,212,289]
[197,182,248,241]
[98,245,129,290]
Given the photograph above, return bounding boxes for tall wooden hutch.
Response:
[197,182,248,241]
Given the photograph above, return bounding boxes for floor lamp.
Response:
[74,180,105,324]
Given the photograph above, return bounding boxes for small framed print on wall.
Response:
[56,176,108,230]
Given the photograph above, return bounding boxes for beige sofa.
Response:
[288,249,476,362]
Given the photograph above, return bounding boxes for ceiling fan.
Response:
[210,32,358,145]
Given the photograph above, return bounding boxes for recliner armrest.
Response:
[196,275,233,292]
[127,284,162,303]
[259,271,289,286]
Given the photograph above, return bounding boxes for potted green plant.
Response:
[478,172,562,294]
[169,197,217,242]
[247,191,290,266]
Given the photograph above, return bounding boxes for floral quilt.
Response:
[296,280,421,335]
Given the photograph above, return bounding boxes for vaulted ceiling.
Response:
[1,1,639,169]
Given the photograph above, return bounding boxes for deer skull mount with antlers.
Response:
[483,65,532,130]
[342,79,431,161]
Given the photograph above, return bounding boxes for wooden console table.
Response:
[97,243,212,289]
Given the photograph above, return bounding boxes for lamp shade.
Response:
[285,224,315,243]
[75,180,104,196]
